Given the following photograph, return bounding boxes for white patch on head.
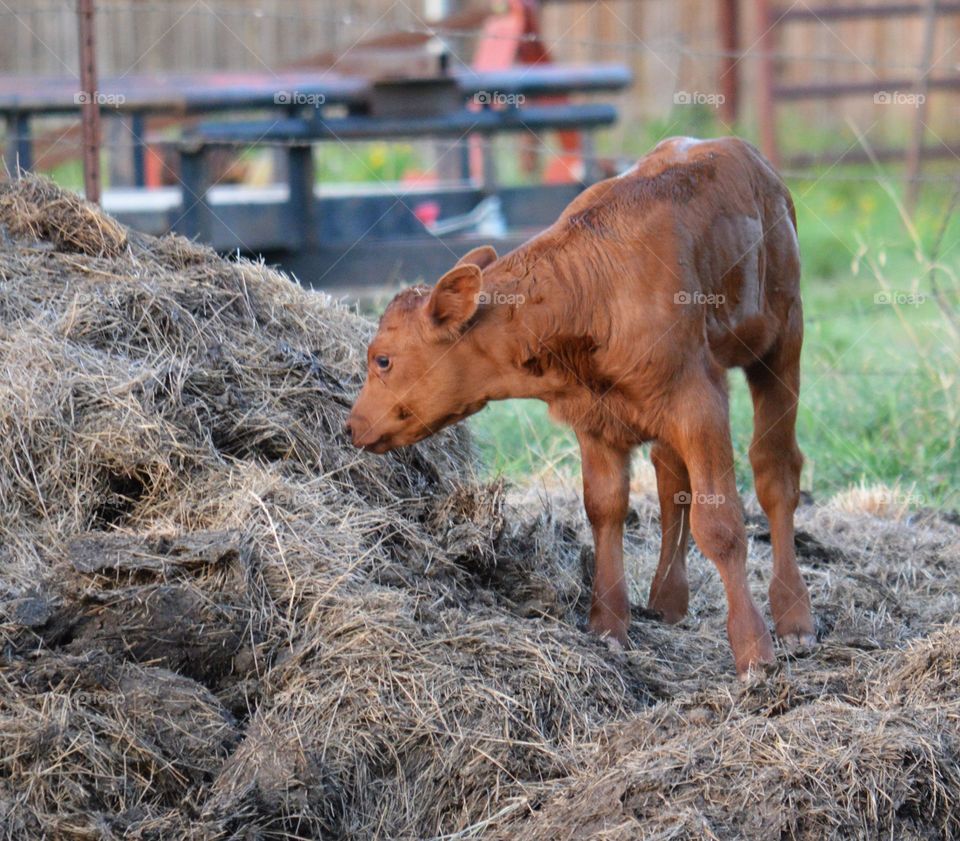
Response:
[657,137,703,161]
[674,136,702,152]
[620,136,705,177]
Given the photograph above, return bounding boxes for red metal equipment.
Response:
[472,0,587,184]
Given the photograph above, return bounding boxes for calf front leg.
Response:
[577,432,631,645]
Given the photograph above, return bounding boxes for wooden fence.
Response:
[2,0,958,157]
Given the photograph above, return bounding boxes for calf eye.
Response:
[374,355,391,370]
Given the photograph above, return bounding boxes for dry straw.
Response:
[0,176,958,840]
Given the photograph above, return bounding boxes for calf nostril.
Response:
[344,420,353,436]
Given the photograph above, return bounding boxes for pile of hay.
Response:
[0,176,958,840]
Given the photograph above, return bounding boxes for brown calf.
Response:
[347,136,815,677]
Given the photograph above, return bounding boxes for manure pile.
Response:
[0,176,958,841]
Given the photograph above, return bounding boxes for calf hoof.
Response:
[737,657,779,683]
[588,613,629,648]
[651,602,687,625]
[602,635,625,653]
[777,631,818,654]
[730,613,776,679]
[648,584,688,625]
[734,642,776,681]
[650,605,687,625]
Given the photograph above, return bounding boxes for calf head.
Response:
[347,246,498,453]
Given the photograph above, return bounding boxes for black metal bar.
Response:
[456,65,632,97]
[458,140,471,181]
[131,111,146,187]
[176,146,210,241]
[193,104,618,143]
[287,143,315,249]
[0,75,368,116]
[11,111,32,171]
[0,64,631,116]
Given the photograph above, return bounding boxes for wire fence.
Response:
[0,0,953,73]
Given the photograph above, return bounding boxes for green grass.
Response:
[469,116,960,510]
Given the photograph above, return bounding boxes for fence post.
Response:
[718,0,739,125]
[905,0,938,211]
[756,0,779,166]
[77,0,102,204]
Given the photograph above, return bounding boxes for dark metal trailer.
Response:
[0,64,630,288]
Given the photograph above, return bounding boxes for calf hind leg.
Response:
[746,342,816,650]
[649,442,692,624]
[667,378,774,678]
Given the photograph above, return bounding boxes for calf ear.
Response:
[427,264,482,331]
[456,245,498,270]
